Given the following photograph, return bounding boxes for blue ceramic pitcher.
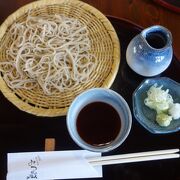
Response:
[126,25,173,77]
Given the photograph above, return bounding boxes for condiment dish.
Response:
[133,77,180,134]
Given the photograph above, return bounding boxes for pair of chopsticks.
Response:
[88,148,180,166]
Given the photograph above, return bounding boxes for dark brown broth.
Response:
[76,102,121,147]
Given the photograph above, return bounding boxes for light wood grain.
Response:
[45,138,56,151]
[88,148,180,166]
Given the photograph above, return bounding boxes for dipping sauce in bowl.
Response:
[67,88,132,152]
[77,102,121,147]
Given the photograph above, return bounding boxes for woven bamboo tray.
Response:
[0,0,120,117]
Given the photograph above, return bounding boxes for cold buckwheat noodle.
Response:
[0,12,96,95]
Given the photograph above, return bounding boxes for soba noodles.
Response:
[0,12,96,95]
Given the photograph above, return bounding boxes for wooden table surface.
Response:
[0,0,180,60]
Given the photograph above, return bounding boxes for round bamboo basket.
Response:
[0,0,120,117]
